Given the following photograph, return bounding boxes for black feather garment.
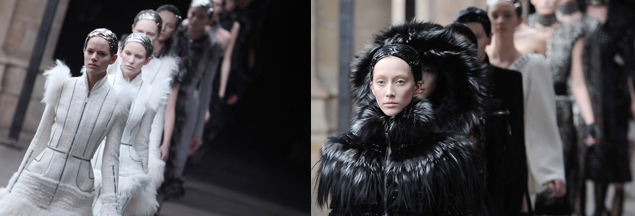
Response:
[315,21,488,216]
[316,99,485,215]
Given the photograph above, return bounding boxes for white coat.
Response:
[0,60,131,216]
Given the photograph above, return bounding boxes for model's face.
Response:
[212,0,223,18]
[84,37,116,75]
[370,56,421,116]
[158,10,178,41]
[415,67,438,99]
[120,42,150,79]
[488,1,522,36]
[225,0,236,12]
[531,0,558,15]
[132,19,160,44]
[187,7,210,32]
[465,22,491,62]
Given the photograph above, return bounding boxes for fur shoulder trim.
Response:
[41,60,72,105]
[112,80,135,118]
[146,77,172,112]
[157,55,179,80]
[144,55,177,111]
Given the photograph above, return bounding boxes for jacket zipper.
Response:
[53,89,90,196]
[383,132,391,216]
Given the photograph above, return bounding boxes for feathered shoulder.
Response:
[349,20,488,134]
[143,55,178,112]
[145,77,172,112]
[112,78,134,118]
[42,60,72,106]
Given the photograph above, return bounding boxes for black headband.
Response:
[369,44,422,82]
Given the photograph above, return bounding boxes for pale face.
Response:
[132,19,160,44]
[487,1,522,37]
[531,0,558,15]
[212,0,223,18]
[187,7,210,32]
[415,67,438,99]
[370,56,421,116]
[465,22,491,62]
[84,37,117,75]
[225,0,236,12]
[158,10,178,41]
[120,42,151,80]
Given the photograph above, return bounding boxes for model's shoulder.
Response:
[42,60,73,105]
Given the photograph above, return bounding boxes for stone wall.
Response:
[0,0,69,141]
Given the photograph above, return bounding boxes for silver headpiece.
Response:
[122,32,153,58]
[84,28,118,56]
[134,9,163,33]
[190,0,214,17]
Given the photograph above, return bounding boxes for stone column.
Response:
[0,0,70,140]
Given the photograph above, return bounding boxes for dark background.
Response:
[54,0,308,213]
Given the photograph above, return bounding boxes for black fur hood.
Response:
[316,21,487,215]
[316,98,485,215]
[349,21,488,135]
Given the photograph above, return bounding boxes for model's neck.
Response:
[186,28,203,40]
[557,2,578,15]
[536,13,558,26]
[121,66,140,81]
[586,5,608,24]
[489,33,521,65]
[87,71,106,91]
[153,39,165,55]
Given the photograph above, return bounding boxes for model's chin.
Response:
[380,107,403,117]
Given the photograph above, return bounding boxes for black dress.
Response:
[474,56,527,216]
[585,1,635,183]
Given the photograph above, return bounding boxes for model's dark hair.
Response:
[455,6,492,37]
[445,22,479,47]
[486,0,523,17]
[156,4,183,28]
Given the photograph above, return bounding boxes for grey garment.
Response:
[527,14,590,213]
[172,91,200,177]
[170,27,223,178]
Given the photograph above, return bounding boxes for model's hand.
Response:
[585,124,598,146]
[227,94,238,105]
[205,109,210,122]
[585,136,597,146]
[189,137,203,155]
[547,179,566,198]
[160,143,170,161]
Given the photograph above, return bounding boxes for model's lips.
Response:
[125,65,134,71]
[384,102,398,108]
[87,63,98,68]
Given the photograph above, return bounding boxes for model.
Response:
[92,11,173,216]
[486,0,567,213]
[455,6,529,215]
[316,21,487,215]
[158,0,223,202]
[0,28,130,216]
